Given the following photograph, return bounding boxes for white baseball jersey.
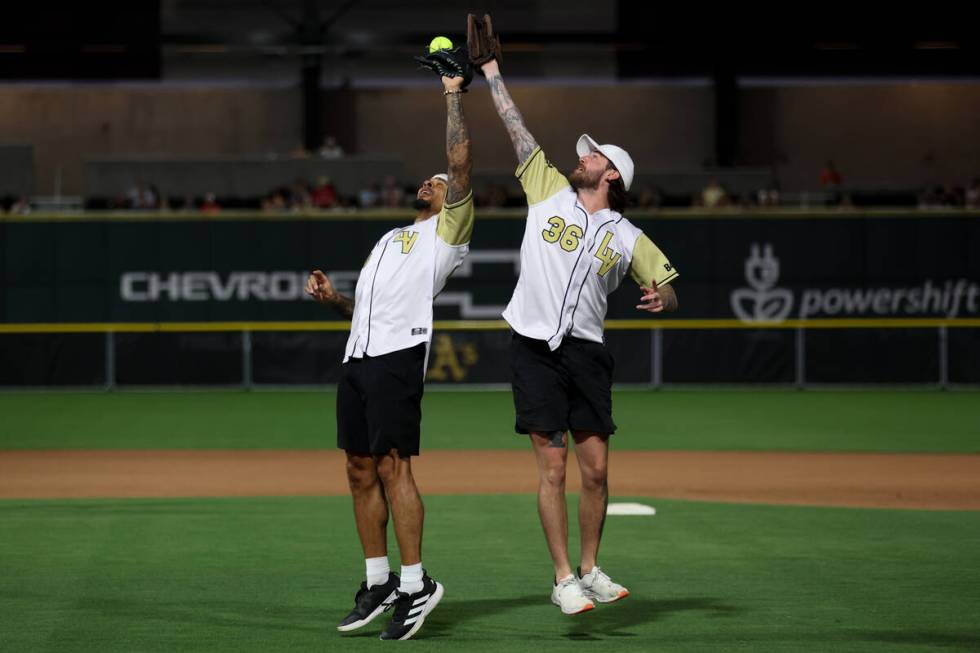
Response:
[502,147,678,350]
[344,193,473,362]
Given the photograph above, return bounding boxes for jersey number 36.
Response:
[542,216,621,277]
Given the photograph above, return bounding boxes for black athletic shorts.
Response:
[510,332,616,436]
[337,343,426,456]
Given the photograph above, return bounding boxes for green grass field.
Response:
[1,389,979,452]
[1,389,979,651]
[2,495,979,652]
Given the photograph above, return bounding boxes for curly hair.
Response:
[606,162,629,213]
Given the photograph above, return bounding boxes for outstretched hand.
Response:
[305,270,337,305]
[467,12,502,73]
[415,48,473,89]
[637,281,664,313]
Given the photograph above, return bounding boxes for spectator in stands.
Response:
[380,175,405,208]
[942,183,965,207]
[200,192,221,214]
[757,186,780,207]
[918,184,963,209]
[262,189,288,212]
[700,178,729,208]
[819,160,842,188]
[126,180,160,209]
[319,136,345,159]
[8,195,30,215]
[289,143,311,159]
[966,178,980,208]
[147,184,163,210]
[290,178,313,210]
[311,176,339,209]
[358,182,380,208]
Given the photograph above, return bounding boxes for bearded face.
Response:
[568,153,611,191]
[413,177,447,214]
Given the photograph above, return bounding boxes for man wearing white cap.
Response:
[305,50,475,639]
[477,53,678,615]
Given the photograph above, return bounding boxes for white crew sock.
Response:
[399,563,424,595]
[365,556,390,588]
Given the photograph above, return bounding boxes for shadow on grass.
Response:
[562,596,741,641]
[347,594,741,641]
[2,589,740,643]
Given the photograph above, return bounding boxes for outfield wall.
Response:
[1,210,978,386]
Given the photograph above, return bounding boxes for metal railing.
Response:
[1,318,977,389]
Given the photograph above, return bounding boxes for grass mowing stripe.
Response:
[0,495,978,652]
[1,390,979,452]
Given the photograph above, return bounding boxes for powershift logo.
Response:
[731,243,980,322]
[730,244,794,321]
[120,272,323,302]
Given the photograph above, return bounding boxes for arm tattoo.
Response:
[485,71,538,164]
[660,285,679,313]
[445,93,472,204]
[332,294,355,320]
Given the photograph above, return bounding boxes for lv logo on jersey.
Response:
[594,231,622,277]
[542,218,622,276]
[394,230,419,254]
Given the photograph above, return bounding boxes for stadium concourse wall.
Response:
[1,209,978,388]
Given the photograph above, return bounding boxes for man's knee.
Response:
[375,449,411,486]
[540,457,567,489]
[346,454,378,492]
[580,461,608,491]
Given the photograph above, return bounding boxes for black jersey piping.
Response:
[566,214,623,336]
[363,235,393,353]
[548,205,590,345]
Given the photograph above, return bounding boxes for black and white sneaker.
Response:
[379,572,444,641]
[336,573,400,632]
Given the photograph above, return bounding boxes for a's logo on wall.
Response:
[730,243,794,322]
[426,334,479,382]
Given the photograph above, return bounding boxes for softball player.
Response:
[306,47,474,640]
[470,16,679,615]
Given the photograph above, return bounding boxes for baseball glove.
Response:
[467,13,501,68]
[414,47,474,89]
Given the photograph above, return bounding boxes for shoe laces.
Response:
[584,566,612,585]
[389,589,416,621]
[355,579,394,611]
[556,575,580,593]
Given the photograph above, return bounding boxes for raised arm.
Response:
[443,77,472,204]
[480,59,538,165]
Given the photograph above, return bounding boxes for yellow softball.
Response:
[428,36,454,53]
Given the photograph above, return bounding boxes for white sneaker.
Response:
[551,574,595,615]
[578,566,630,603]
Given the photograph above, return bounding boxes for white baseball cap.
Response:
[575,134,634,191]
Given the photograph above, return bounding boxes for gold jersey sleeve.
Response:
[435,191,475,246]
[515,147,570,205]
[629,233,679,287]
